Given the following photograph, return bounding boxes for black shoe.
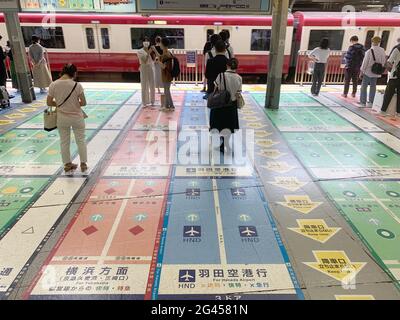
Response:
[9,95,15,99]
[203,94,209,100]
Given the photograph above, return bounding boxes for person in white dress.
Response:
[137,36,155,107]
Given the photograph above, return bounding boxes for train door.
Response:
[82,24,111,71]
[364,28,394,53]
[204,26,233,43]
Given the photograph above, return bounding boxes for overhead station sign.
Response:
[19,0,136,12]
[138,0,271,14]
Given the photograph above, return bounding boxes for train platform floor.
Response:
[0,83,399,300]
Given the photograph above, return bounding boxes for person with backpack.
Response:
[46,64,88,173]
[156,37,175,111]
[308,38,330,96]
[205,40,228,100]
[137,36,156,107]
[209,58,242,154]
[152,36,164,94]
[220,30,234,59]
[203,34,222,98]
[359,36,386,107]
[380,46,400,117]
[342,36,365,98]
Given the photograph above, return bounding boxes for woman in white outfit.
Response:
[28,35,52,93]
[137,36,155,107]
[47,64,88,173]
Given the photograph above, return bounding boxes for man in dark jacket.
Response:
[204,40,228,99]
[342,36,365,98]
[0,35,7,88]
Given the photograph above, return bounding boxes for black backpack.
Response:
[370,49,385,75]
[352,46,364,68]
[170,54,181,79]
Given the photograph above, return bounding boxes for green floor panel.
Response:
[0,178,50,234]
[283,132,400,179]
[0,129,96,166]
[266,106,358,132]
[252,92,321,107]
[321,180,400,284]
[21,104,122,129]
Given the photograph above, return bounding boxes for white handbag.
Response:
[236,91,245,109]
[43,106,57,132]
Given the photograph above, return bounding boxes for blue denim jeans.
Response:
[360,75,378,104]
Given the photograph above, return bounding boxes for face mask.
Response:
[143,42,150,47]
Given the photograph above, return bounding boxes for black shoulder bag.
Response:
[207,73,231,110]
[371,49,385,75]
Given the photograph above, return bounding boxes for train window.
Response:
[251,29,271,51]
[308,30,344,50]
[85,28,96,49]
[101,28,110,50]
[381,31,390,50]
[21,26,65,49]
[130,28,185,49]
[365,30,375,50]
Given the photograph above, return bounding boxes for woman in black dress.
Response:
[209,58,242,154]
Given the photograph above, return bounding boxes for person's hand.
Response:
[359,73,363,80]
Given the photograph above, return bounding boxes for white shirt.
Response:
[215,71,242,101]
[360,45,387,78]
[309,47,331,64]
[49,79,84,118]
[137,48,154,67]
[388,48,400,79]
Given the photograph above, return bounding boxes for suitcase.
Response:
[372,91,397,115]
[0,86,10,108]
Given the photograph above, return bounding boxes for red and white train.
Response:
[0,11,399,80]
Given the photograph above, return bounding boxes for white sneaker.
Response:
[379,111,388,117]
[357,102,366,107]
[160,106,167,111]
[366,102,373,108]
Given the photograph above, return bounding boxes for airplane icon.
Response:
[239,226,258,237]
[184,226,201,237]
[231,188,246,197]
[186,188,200,197]
[179,270,196,282]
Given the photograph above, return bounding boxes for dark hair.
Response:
[32,35,40,43]
[227,58,239,70]
[215,40,226,53]
[319,38,329,49]
[60,63,78,78]
[350,35,359,42]
[155,36,162,44]
[210,34,221,46]
[143,36,150,42]
[220,30,230,42]
[161,37,170,48]
[203,41,213,54]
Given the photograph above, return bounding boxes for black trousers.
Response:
[207,79,215,94]
[344,68,360,95]
[311,63,326,95]
[382,78,400,114]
